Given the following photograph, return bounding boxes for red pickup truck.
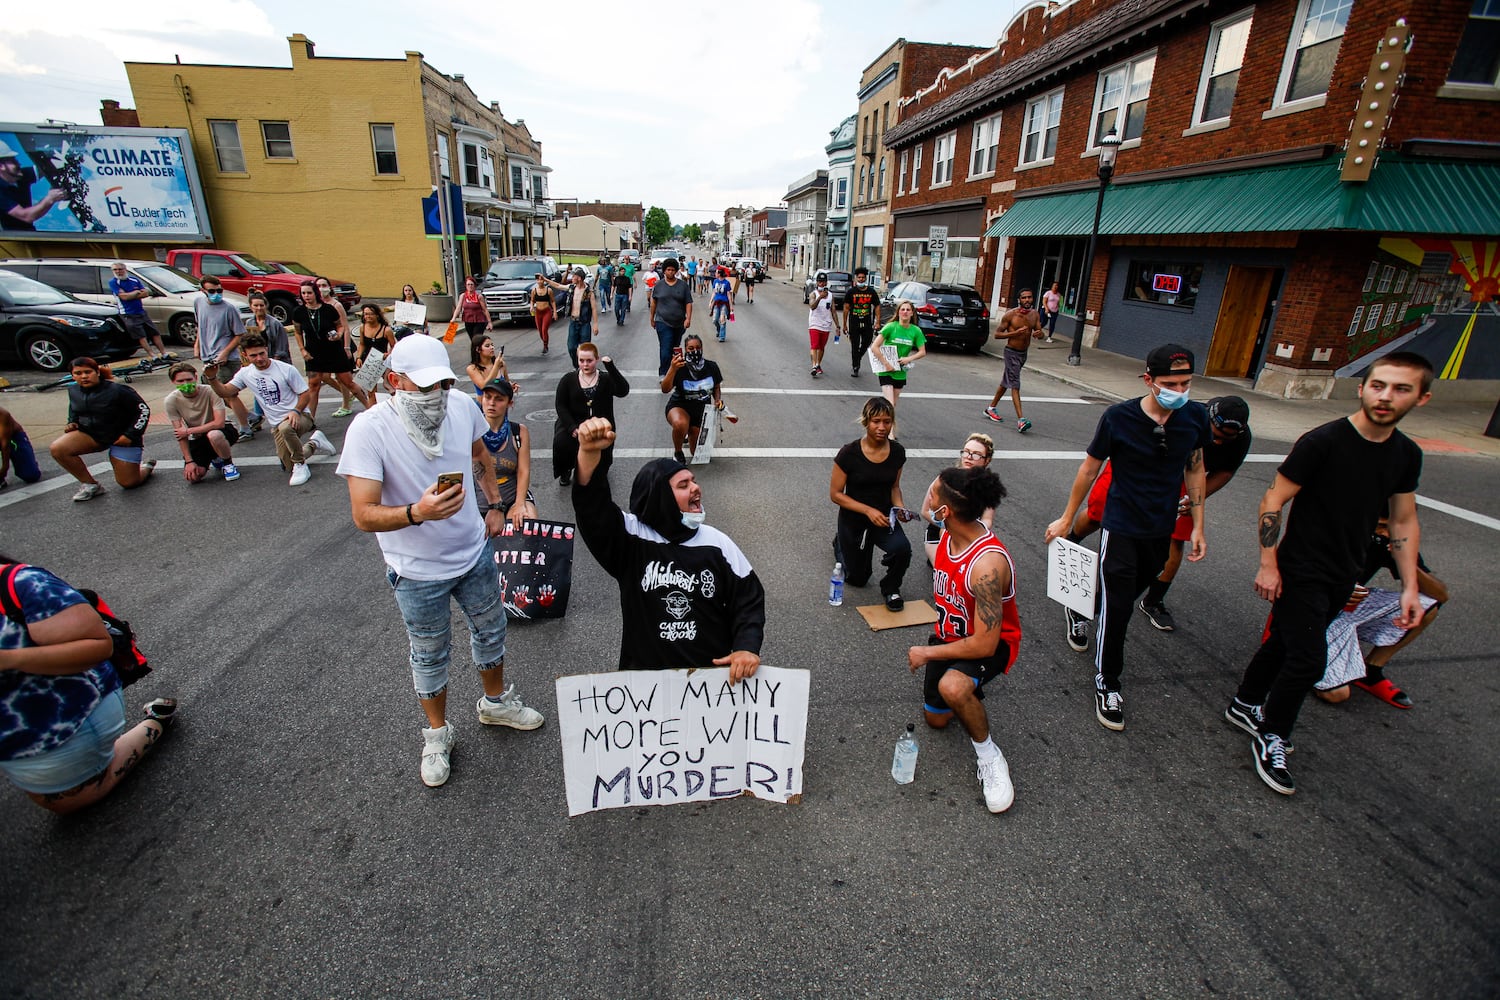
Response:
[165,249,360,323]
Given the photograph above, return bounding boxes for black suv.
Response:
[479,256,561,324]
[881,281,991,353]
[0,270,134,371]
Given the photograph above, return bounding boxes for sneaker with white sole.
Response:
[71,483,104,502]
[476,685,545,730]
[1139,600,1176,631]
[288,462,311,486]
[221,462,241,482]
[984,405,1003,423]
[1065,607,1089,652]
[1224,698,1263,737]
[308,430,336,458]
[977,751,1014,813]
[420,724,455,787]
[1253,731,1295,795]
[1094,686,1125,731]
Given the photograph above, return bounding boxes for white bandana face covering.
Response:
[393,388,448,460]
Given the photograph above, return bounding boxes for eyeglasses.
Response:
[1152,423,1168,455]
[959,449,988,460]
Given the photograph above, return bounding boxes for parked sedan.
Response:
[267,261,361,310]
[881,281,991,354]
[0,271,135,372]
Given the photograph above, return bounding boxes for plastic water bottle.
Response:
[828,561,845,607]
[892,724,918,784]
[833,326,841,344]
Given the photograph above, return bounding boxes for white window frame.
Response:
[371,123,399,175]
[1394,270,1408,294]
[1362,261,1379,292]
[932,131,956,186]
[208,120,245,173]
[1270,0,1353,112]
[1019,89,1064,166]
[877,157,886,199]
[1191,10,1254,128]
[510,163,524,200]
[1446,0,1500,89]
[910,144,922,193]
[1384,300,1401,326]
[437,131,452,180]
[897,150,908,194]
[1346,305,1364,336]
[1378,264,1394,292]
[835,177,848,211]
[1090,51,1156,149]
[1364,305,1382,332]
[259,121,293,160]
[968,114,1001,178]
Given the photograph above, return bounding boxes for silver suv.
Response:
[0,257,252,348]
[479,256,560,324]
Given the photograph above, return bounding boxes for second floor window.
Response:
[933,131,955,185]
[1093,53,1156,145]
[970,114,1001,177]
[209,120,244,173]
[1278,0,1353,105]
[1194,12,1253,125]
[371,124,399,175]
[911,144,922,192]
[835,177,848,210]
[260,121,293,159]
[1449,0,1500,86]
[897,150,908,194]
[1020,91,1063,165]
[877,158,886,199]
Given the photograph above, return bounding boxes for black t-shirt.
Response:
[1277,418,1422,585]
[1358,532,1430,586]
[612,271,632,293]
[835,438,906,513]
[292,303,346,363]
[1087,398,1211,538]
[1207,426,1252,476]
[846,286,879,328]
[668,359,722,407]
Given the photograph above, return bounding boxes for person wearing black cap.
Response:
[570,416,765,680]
[1043,343,1210,732]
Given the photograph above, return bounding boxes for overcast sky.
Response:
[0,0,1030,226]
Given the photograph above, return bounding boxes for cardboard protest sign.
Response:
[492,519,575,619]
[393,301,427,327]
[1047,537,1097,619]
[353,349,386,393]
[555,666,810,817]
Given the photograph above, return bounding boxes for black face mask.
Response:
[684,349,704,365]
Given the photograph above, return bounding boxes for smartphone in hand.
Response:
[435,471,464,493]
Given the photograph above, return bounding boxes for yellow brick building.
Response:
[125,34,551,297]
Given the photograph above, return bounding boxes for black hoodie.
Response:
[575,458,765,670]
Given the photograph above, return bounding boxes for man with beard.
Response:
[337,335,544,788]
[570,416,765,680]
[842,266,881,378]
[1225,352,1430,796]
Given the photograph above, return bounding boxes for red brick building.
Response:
[883,0,1500,394]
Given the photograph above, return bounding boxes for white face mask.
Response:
[681,506,706,530]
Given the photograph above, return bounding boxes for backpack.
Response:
[0,563,151,687]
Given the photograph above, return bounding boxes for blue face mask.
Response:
[1155,385,1190,410]
[681,507,705,530]
[206,292,223,304]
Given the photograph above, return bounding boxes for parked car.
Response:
[736,259,767,283]
[807,269,852,307]
[266,260,361,308]
[881,281,991,353]
[165,249,360,322]
[0,257,251,349]
[478,255,561,324]
[616,250,642,267]
[0,270,135,372]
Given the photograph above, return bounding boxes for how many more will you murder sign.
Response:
[555,666,810,817]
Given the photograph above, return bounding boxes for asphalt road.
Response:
[2,273,1497,999]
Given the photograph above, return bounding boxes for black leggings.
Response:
[836,512,911,596]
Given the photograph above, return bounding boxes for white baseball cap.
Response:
[0,139,18,161]
[388,333,458,386]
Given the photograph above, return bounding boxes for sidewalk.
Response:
[990,335,1500,458]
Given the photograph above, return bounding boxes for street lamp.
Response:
[602,221,609,258]
[1068,126,1121,367]
[551,209,569,261]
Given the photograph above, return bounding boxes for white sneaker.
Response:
[308,430,336,458]
[978,751,1014,813]
[476,685,546,730]
[71,482,105,502]
[420,724,455,787]
[288,462,311,486]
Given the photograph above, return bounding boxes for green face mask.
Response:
[176,382,197,395]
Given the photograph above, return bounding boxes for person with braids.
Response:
[906,465,1020,814]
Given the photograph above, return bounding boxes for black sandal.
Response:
[143,698,178,729]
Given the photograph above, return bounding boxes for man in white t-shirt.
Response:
[204,334,333,486]
[336,334,545,788]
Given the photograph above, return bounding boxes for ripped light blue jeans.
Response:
[386,550,507,698]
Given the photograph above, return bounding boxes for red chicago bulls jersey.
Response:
[932,528,1022,670]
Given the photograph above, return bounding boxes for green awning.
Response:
[985,156,1500,238]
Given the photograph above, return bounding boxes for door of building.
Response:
[1207,265,1277,377]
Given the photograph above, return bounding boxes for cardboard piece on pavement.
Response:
[856,600,939,632]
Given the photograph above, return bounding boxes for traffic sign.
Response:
[927,225,948,254]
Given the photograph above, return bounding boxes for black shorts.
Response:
[186,424,240,466]
[306,351,354,374]
[666,397,709,427]
[923,635,1010,715]
[877,373,907,388]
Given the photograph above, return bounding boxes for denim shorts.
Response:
[109,443,144,464]
[0,688,126,794]
[385,550,507,698]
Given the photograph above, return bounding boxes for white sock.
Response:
[973,737,999,761]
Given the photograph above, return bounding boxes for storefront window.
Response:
[1123,260,1204,308]
[891,239,978,287]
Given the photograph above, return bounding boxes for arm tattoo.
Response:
[1187,487,1203,508]
[1187,448,1204,472]
[1259,512,1282,549]
[972,568,1009,630]
[1389,535,1408,551]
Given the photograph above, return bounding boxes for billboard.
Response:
[0,123,212,242]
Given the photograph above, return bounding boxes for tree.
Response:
[682,223,703,244]
[644,206,672,247]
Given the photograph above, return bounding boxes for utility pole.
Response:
[432,146,455,294]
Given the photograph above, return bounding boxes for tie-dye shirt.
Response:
[0,565,119,760]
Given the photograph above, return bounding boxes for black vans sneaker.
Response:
[1094,686,1124,731]
[1224,698,1263,737]
[1254,732,1295,795]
